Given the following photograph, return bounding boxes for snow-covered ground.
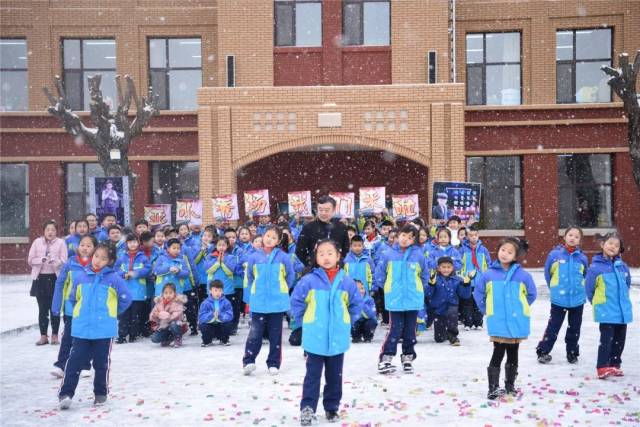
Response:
[1,271,639,426]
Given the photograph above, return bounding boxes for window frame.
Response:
[150,161,200,222]
[342,0,391,47]
[0,162,29,238]
[64,162,104,223]
[465,31,522,106]
[0,38,29,111]
[466,156,523,230]
[147,37,202,110]
[555,27,613,104]
[61,38,117,111]
[557,153,613,228]
[274,0,323,47]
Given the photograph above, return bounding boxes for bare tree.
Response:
[602,51,640,192]
[43,74,159,221]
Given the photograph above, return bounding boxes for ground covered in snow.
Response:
[1,272,639,426]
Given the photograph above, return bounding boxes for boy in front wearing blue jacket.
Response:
[459,225,491,330]
[474,237,536,400]
[536,227,589,365]
[199,280,233,346]
[585,232,632,379]
[426,256,472,346]
[114,234,151,344]
[291,239,363,426]
[374,225,429,375]
[351,280,377,343]
[58,243,132,410]
[343,235,375,293]
[153,238,191,296]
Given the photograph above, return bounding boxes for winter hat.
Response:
[437,256,454,266]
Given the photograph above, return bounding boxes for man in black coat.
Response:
[295,195,350,267]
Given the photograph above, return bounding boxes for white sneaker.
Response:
[477,326,483,330]
[268,367,279,376]
[464,326,471,331]
[51,367,64,379]
[81,370,91,378]
[59,396,72,410]
[243,363,256,376]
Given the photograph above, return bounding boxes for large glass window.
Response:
[151,162,199,221]
[467,156,523,229]
[343,0,390,46]
[558,154,612,228]
[556,28,612,103]
[0,39,28,111]
[149,38,202,110]
[65,163,105,222]
[62,39,117,110]
[466,32,521,105]
[275,0,322,47]
[0,163,29,237]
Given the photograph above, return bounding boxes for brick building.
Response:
[1,0,639,273]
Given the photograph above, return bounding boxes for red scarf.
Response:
[324,267,340,283]
[128,250,137,271]
[366,234,377,242]
[143,247,152,258]
[470,244,480,270]
[162,297,173,306]
[565,244,577,254]
[76,256,91,267]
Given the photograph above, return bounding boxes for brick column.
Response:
[130,161,150,221]
[322,0,343,85]
[29,162,65,240]
[198,106,214,224]
[449,102,466,181]
[429,102,446,218]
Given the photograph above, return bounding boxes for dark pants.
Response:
[380,310,418,359]
[433,305,459,343]
[197,286,208,306]
[117,301,146,340]
[461,296,483,328]
[59,338,112,398]
[230,288,244,332]
[184,290,199,333]
[425,301,435,328]
[536,304,583,357]
[490,342,519,368]
[351,318,377,341]
[201,322,232,344]
[54,316,91,371]
[301,353,344,412]
[33,274,60,336]
[242,312,284,368]
[151,322,183,344]
[375,292,389,324]
[141,298,153,337]
[597,323,627,369]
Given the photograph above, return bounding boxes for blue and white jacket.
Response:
[114,251,151,301]
[427,244,463,272]
[153,253,192,296]
[52,256,90,317]
[425,274,472,315]
[198,295,233,325]
[204,252,239,295]
[459,240,491,285]
[544,245,589,308]
[343,251,375,292]
[585,254,632,324]
[245,248,295,313]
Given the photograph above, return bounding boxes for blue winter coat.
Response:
[198,295,233,325]
[184,232,203,251]
[245,248,295,313]
[425,274,471,315]
[427,245,462,272]
[52,256,89,316]
[473,262,537,339]
[459,240,491,281]
[153,253,191,296]
[205,252,239,295]
[359,294,377,320]
[544,245,589,308]
[585,254,633,324]
[192,244,214,286]
[65,234,82,258]
[291,268,363,356]
[343,251,375,292]
[95,227,109,243]
[114,251,151,301]
[373,244,428,312]
[69,266,132,339]
[230,245,246,289]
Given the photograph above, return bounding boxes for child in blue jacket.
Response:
[224,227,247,335]
[204,236,239,311]
[474,237,536,400]
[51,234,96,378]
[291,239,363,426]
[351,280,377,343]
[374,225,429,375]
[426,256,472,345]
[536,226,589,364]
[585,232,632,379]
[242,226,294,376]
[427,227,462,272]
[58,243,132,410]
[153,238,191,296]
[199,280,234,346]
[343,235,375,293]
[114,234,151,343]
[65,219,90,258]
[192,228,216,305]
[459,225,491,330]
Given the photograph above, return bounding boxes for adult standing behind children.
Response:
[296,196,350,267]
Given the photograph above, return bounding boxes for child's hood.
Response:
[153,294,187,305]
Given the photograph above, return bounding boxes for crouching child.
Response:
[149,283,187,348]
[199,280,233,346]
[351,280,377,343]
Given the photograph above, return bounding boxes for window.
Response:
[151,162,199,221]
[558,154,612,228]
[0,38,28,111]
[467,156,523,229]
[0,164,28,237]
[65,163,105,222]
[275,0,322,47]
[343,0,390,46]
[62,39,117,111]
[556,28,612,103]
[149,38,202,110]
[466,32,521,105]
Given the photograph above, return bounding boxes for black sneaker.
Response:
[325,410,340,423]
[128,336,136,343]
[201,342,211,347]
[300,406,316,426]
[94,395,107,406]
[352,337,362,343]
[537,354,552,364]
[567,354,579,364]
[115,337,127,344]
[363,338,372,343]
[190,330,198,336]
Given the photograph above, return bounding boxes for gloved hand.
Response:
[429,270,437,286]
[468,270,477,280]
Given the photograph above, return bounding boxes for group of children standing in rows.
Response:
[48,206,633,426]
